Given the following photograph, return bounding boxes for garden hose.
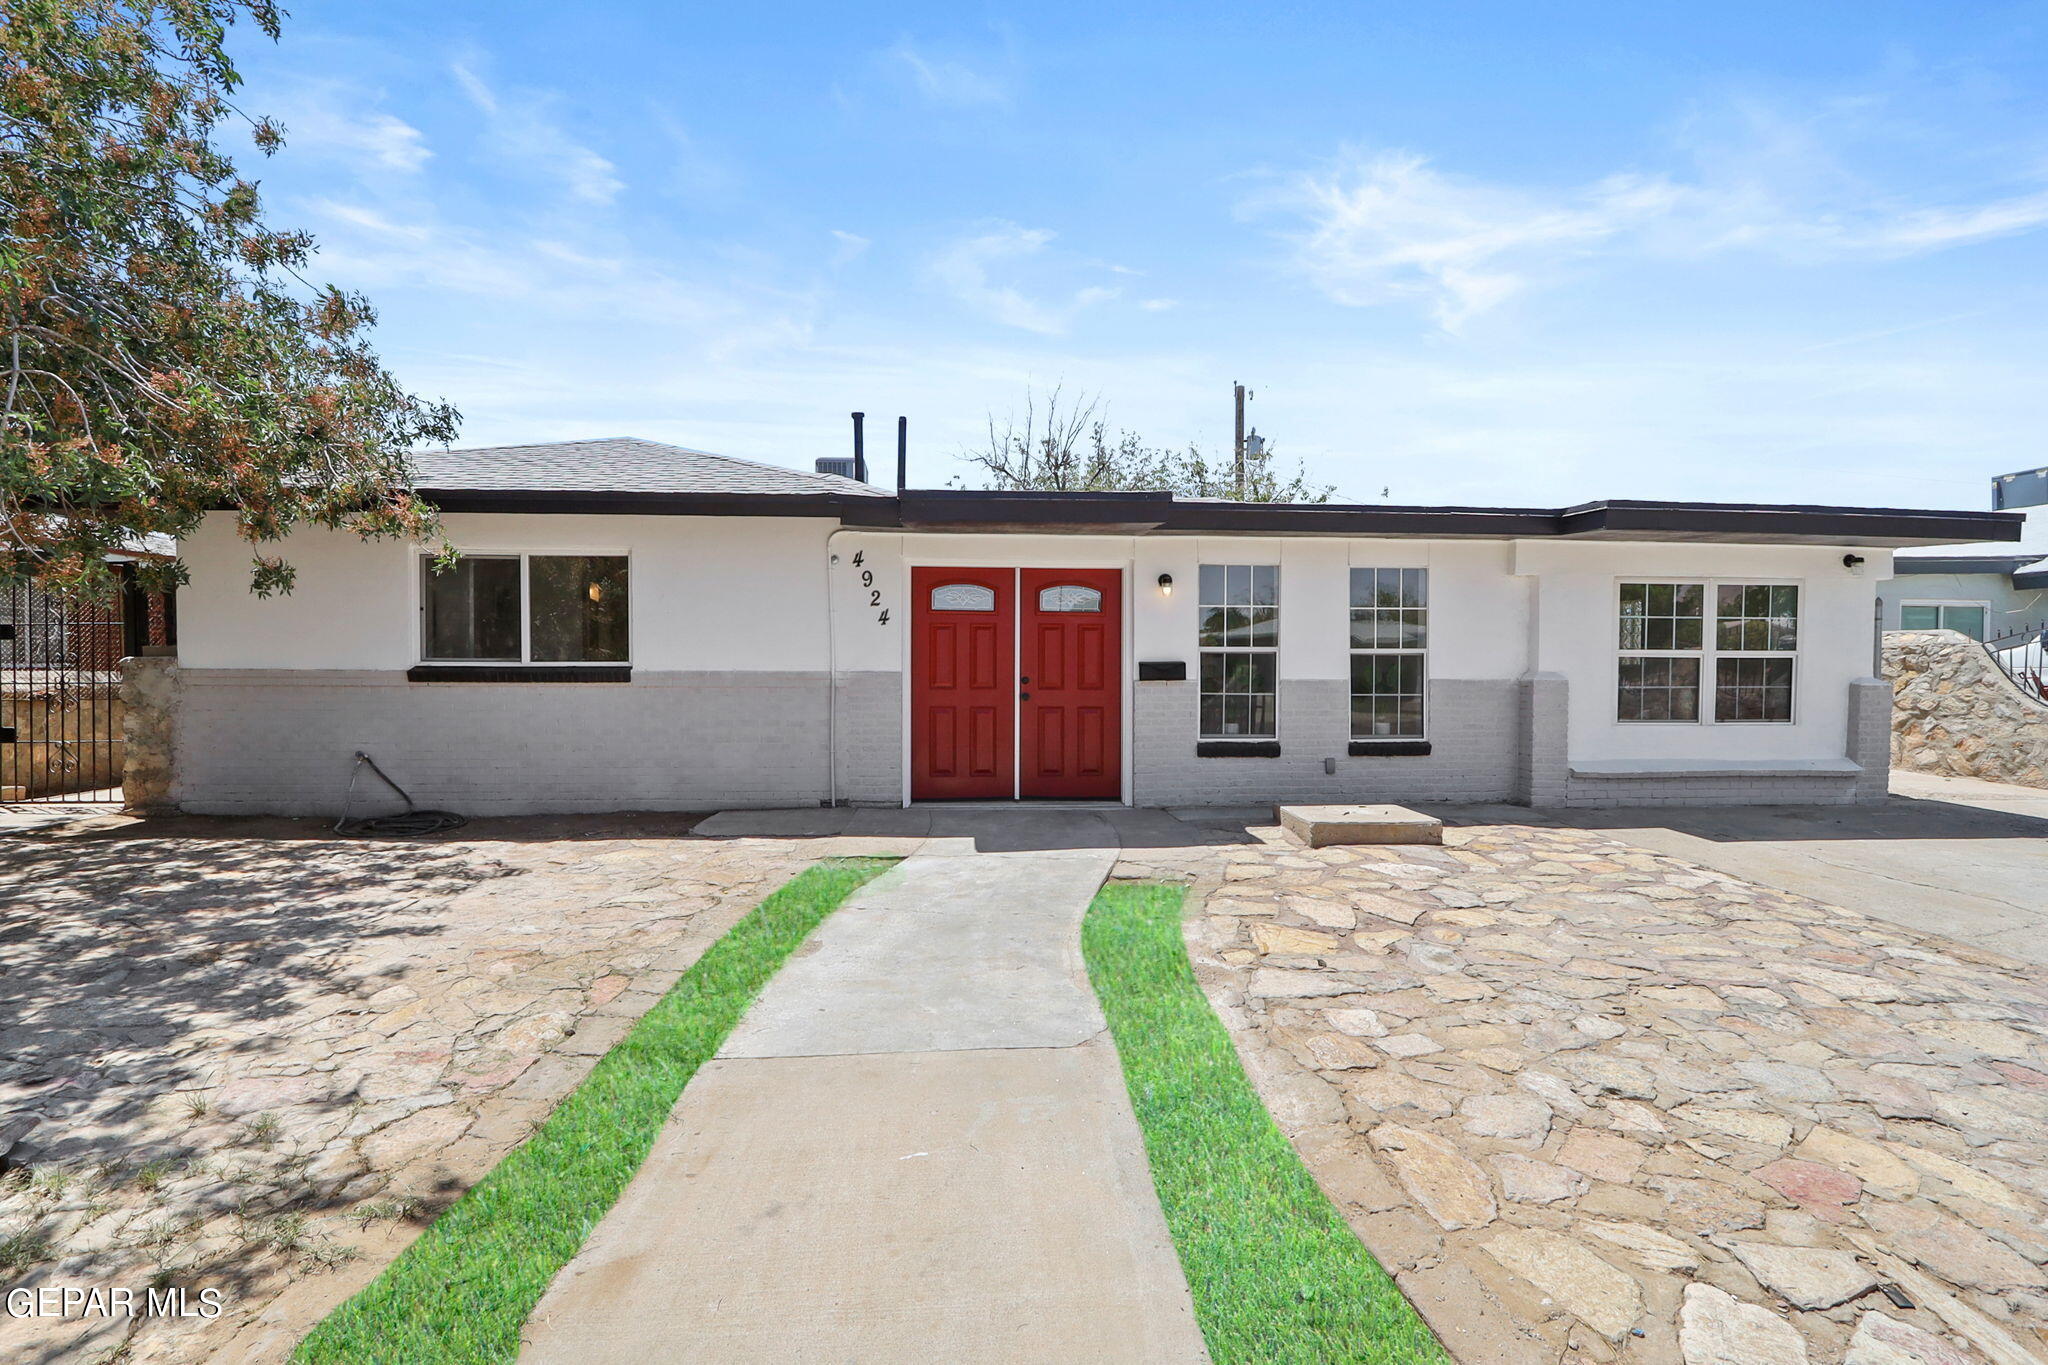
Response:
[333,751,468,838]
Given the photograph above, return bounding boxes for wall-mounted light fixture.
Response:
[1842,553,1866,576]
[1157,573,1174,596]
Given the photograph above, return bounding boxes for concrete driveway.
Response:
[1522,769,2048,965]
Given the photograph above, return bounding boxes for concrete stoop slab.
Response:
[1277,803,1444,847]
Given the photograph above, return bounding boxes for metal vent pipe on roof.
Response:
[850,411,867,484]
[897,416,908,492]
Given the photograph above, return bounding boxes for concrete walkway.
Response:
[520,827,1209,1363]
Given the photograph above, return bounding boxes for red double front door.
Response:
[910,567,1122,801]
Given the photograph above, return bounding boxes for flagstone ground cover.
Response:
[298,855,893,1364]
[0,810,833,1365]
[1121,818,2048,1365]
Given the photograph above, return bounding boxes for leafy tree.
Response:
[1,0,458,597]
[961,386,1334,503]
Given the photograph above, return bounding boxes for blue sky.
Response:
[232,1,2048,509]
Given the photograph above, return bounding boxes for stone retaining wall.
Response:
[1887,629,2048,788]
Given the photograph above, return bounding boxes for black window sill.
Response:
[1349,740,1432,757]
[1196,740,1281,758]
[1137,660,1188,681]
[407,665,633,683]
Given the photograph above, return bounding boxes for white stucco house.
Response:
[166,437,2020,816]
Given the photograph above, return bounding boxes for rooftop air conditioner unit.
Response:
[815,456,859,480]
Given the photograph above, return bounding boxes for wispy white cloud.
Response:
[927,223,1118,333]
[451,59,623,205]
[283,106,431,174]
[1260,107,2048,328]
[887,39,1013,108]
[1266,151,1681,328]
[829,229,872,265]
[301,194,817,354]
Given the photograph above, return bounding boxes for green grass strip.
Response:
[1082,881,1451,1365]
[296,856,896,1364]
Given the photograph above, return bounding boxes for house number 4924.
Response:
[852,551,888,625]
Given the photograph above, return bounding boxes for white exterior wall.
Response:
[824,531,1529,682]
[1515,540,1886,766]
[180,512,838,672]
[169,514,1892,812]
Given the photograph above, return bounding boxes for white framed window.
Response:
[1198,564,1278,738]
[1900,600,1988,641]
[1713,584,1798,723]
[1350,568,1427,737]
[420,554,630,664]
[1616,580,1797,724]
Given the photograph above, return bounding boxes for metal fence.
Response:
[1,571,174,803]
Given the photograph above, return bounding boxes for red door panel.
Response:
[1020,569,1123,799]
[911,568,1014,800]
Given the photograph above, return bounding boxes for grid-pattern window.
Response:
[1618,656,1701,722]
[1715,657,1794,722]
[1198,564,1278,738]
[1716,584,1799,651]
[1616,581,1797,724]
[1617,582,1704,722]
[1713,584,1797,722]
[1350,568,1427,737]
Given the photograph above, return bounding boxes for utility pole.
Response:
[1233,381,1252,499]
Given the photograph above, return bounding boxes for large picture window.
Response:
[422,554,629,664]
[1616,580,1796,724]
[1198,564,1278,738]
[1350,568,1427,737]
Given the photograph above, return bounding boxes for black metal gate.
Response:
[1,569,174,804]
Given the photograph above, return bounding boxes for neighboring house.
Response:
[1878,467,2048,643]
[166,437,2018,816]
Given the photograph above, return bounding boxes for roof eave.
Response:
[408,487,2022,548]
[418,488,895,518]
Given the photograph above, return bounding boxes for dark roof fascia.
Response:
[417,488,895,519]
[1154,500,1561,537]
[892,488,1172,529]
[2013,567,2048,591]
[1890,555,2039,576]
[1554,500,2023,547]
[407,485,2022,548]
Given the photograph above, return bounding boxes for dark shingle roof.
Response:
[410,437,889,498]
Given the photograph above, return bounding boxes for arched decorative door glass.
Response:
[1036,584,1102,613]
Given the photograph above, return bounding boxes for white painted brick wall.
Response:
[1131,678,1520,807]
[170,668,1884,815]
[175,670,842,816]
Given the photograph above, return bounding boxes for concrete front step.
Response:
[1277,803,1444,847]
